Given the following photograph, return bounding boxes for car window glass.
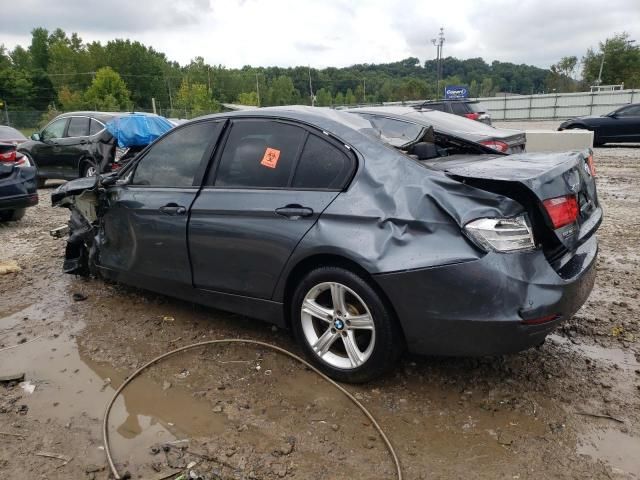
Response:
[616,106,640,117]
[90,118,104,135]
[41,118,67,140]
[131,121,218,187]
[364,115,424,144]
[450,103,467,115]
[292,134,352,189]
[0,126,26,140]
[213,120,305,188]
[428,103,444,111]
[66,117,90,137]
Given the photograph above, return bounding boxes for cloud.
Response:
[1,0,211,34]
[1,0,639,70]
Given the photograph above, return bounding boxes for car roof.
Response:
[195,106,377,137]
[0,125,26,139]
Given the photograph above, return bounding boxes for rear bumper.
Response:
[374,234,598,356]
[0,192,38,211]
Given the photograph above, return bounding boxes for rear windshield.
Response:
[0,126,26,141]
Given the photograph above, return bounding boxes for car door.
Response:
[32,117,68,177]
[55,116,90,178]
[98,119,224,287]
[609,105,640,141]
[189,118,355,299]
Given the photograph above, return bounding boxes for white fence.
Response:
[474,89,640,121]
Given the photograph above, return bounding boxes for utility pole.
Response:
[166,76,174,111]
[309,66,315,106]
[431,27,445,98]
[151,97,157,115]
[363,78,366,103]
[256,72,260,107]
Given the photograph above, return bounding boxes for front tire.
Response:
[291,266,403,383]
[82,161,98,178]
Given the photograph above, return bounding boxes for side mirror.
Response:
[31,132,41,141]
[100,174,119,187]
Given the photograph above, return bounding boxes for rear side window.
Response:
[450,102,468,115]
[66,117,90,137]
[90,118,104,135]
[132,121,219,187]
[214,120,305,188]
[293,134,352,189]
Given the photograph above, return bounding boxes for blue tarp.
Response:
[105,113,174,148]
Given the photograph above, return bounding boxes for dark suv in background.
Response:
[18,112,118,186]
[417,99,492,125]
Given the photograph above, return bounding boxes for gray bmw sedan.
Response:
[52,106,601,382]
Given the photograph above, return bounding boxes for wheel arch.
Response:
[280,253,405,343]
[78,156,96,177]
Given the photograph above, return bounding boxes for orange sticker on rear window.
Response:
[260,147,280,169]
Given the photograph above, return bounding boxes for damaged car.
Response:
[18,111,173,186]
[51,106,601,383]
[0,141,38,221]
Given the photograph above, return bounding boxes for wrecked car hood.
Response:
[51,176,100,205]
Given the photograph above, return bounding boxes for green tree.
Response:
[582,33,640,88]
[84,67,131,110]
[315,88,332,106]
[344,88,356,105]
[334,91,345,105]
[175,80,220,116]
[58,86,86,110]
[267,75,295,105]
[236,91,259,106]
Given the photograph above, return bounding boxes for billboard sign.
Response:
[444,85,469,99]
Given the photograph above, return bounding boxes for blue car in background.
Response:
[0,137,38,221]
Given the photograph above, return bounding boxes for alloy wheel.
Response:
[85,165,97,177]
[300,282,376,369]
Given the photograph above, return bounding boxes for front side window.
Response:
[214,120,305,188]
[66,117,90,137]
[131,121,219,187]
[427,103,445,111]
[292,134,352,189]
[616,105,640,117]
[41,118,67,140]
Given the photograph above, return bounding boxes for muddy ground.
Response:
[0,124,639,479]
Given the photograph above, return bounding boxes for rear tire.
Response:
[0,208,26,222]
[291,266,403,383]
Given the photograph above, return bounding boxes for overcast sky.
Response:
[2,0,639,70]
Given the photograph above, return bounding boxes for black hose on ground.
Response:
[102,339,403,480]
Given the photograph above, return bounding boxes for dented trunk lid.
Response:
[424,150,601,261]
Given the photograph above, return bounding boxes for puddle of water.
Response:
[578,427,640,477]
[0,307,227,471]
[549,334,640,372]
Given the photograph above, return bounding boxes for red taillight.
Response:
[543,195,579,229]
[0,150,16,163]
[587,154,596,177]
[521,314,560,325]
[465,112,480,120]
[480,140,509,153]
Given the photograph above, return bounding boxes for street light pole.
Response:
[431,27,445,98]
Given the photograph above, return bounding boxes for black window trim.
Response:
[126,118,226,190]
[204,117,357,192]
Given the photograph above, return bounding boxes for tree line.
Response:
[1,27,639,127]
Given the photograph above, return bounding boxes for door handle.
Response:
[160,203,187,215]
[275,204,314,219]
[79,139,88,144]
